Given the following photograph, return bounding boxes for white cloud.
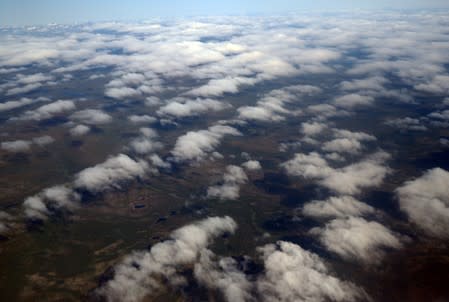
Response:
[74,154,149,193]
[301,121,327,136]
[282,151,390,195]
[70,124,90,136]
[0,97,33,112]
[97,216,237,302]
[32,135,55,146]
[128,115,157,123]
[14,100,75,121]
[334,94,375,109]
[207,165,248,200]
[302,196,376,219]
[1,139,32,152]
[257,241,365,302]
[396,168,449,238]
[242,160,262,171]
[70,109,112,125]
[157,98,229,118]
[171,125,241,163]
[310,217,403,264]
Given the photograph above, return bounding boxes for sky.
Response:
[1,0,449,26]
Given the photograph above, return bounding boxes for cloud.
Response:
[301,121,327,136]
[415,75,449,95]
[74,154,149,193]
[69,124,91,136]
[171,125,241,163]
[14,100,75,121]
[1,135,54,152]
[0,211,14,234]
[257,241,365,302]
[282,151,390,195]
[23,185,80,220]
[321,129,377,156]
[242,160,262,171]
[70,109,112,125]
[334,94,375,109]
[157,98,230,118]
[385,117,427,131]
[396,168,449,238]
[96,216,237,302]
[310,217,403,264]
[194,250,252,302]
[0,97,34,112]
[302,196,376,219]
[187,77,258,97]
[128,115,157,123]
[32,135,55,146]
[128,128,163,155]
[207,165,248,200]
[340,76,388,92]
[1,139,32,152]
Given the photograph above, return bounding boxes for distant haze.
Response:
[1,0,449,26]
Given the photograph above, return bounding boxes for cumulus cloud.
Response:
[302,196,376,219]
[74,154,149,193]
[70,109,112,125]
[0,211,14,234]
[282,151,390,195]
[14,100,75,121]
[96,216,237,302]
[396,168,449,238]
[23,185,80,220]
[334,94,375,109]
[128,115,157,123]
[157,98,230,118]
[242,160,262,171]
[310,217,403,264]
[301,121,327,136]
[321,129,376,156]
[207,165,248,200]
[0,97,34,112]
[257,241,365,302]
[1,135,54,152]
[187,77,258,97]
[171,125,241,163]
[128,128,163,155]
[1,139,32,152]
[385,117,427,131]
[70,124,91,136]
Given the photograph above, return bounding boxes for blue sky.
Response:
[1,0,448,26]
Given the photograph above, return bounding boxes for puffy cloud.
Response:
[282,151,390,195]
[171,125,241,163]
[257,241,365,302]
[188,77,258,97]
[157,98,229,118]
[69,124,90,136]
[207,165,248,200]
[1,135,55,152]
[23,185,79,220]
[1,139,32,152]
[310,217,403,264]
[242,160,262,171]
[74,154,149,193]
[32,135,55,146]
[0,211,14,234]
[70,109,112,125]
[396,168,449,238]
[194,250,252,302]
[302,196,376,219]
[415,75,449,95]
[385,117,427,131]
[0,97,33,112]
[96,216,237,302]
[128,128,163,155]
[14,100,75,121]
[334,94,375,109]
[128,115,157,123]
[301,122,327,136]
